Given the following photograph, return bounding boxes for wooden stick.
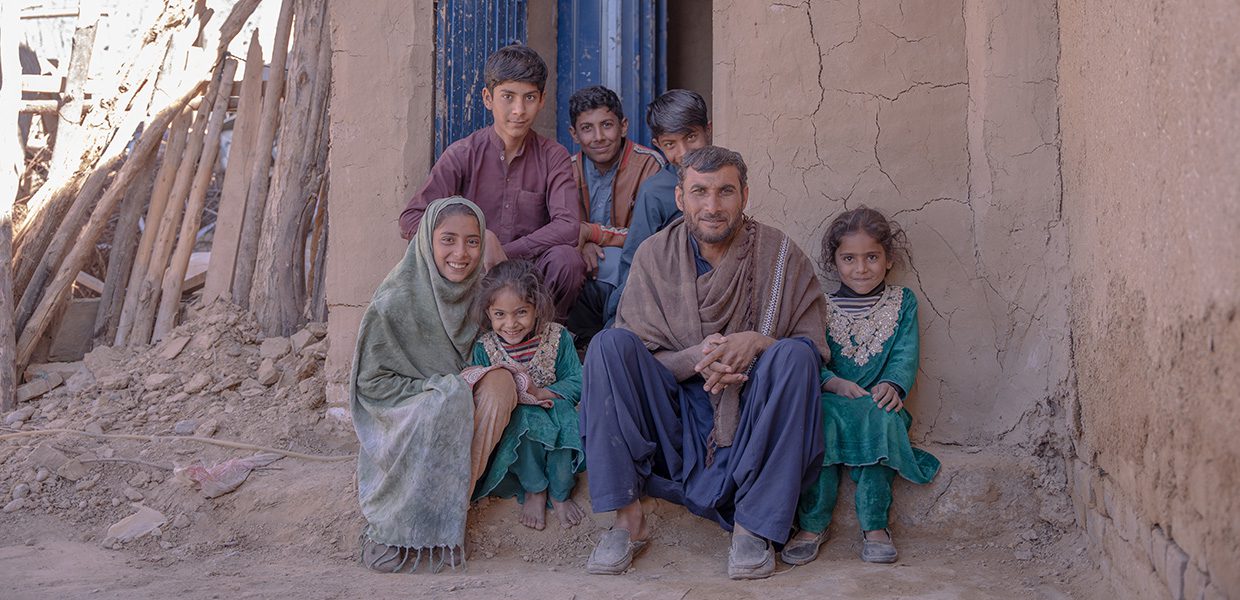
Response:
[91,146,157,346]
[16,81,205,367]
[231,0,295,308]
[113,109,190,347]
[125,82,215,347]
[153,58,238,340]
[253,0,328,334]
[12,4,99,246]
[14,153,121,334]
[0,429,357,462]
[0,1,22,412]
[204,30,264,303]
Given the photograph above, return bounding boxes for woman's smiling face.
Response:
[431,213,482,282]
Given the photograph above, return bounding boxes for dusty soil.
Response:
[0,303,1111,599]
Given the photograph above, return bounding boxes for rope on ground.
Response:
[0,428,357,462]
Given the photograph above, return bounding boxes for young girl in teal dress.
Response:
[468,260,586,531]
[782,207,940,566]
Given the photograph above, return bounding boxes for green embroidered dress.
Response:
[470,322,586,502]
[819,285,939,482]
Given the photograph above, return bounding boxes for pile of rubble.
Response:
[0,301,358,557]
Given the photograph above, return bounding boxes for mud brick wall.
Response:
[1059,1,1240,598]
[323,1,436,407]
[713,0,1069,451]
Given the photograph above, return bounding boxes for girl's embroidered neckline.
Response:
[826,286,903,366]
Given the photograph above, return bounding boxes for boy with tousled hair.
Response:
[565,85,665,345]
[603,88,712,325]
[401,44,586,319]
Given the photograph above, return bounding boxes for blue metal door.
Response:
[556,0,667,153]
[435,0,530,158]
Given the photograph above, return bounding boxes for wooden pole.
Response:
[153,57,238,340]
[1,1,22,411]
[92,146,157,346]
[231,0,295,308]
[252,0,329,334]
[113,108,190,346]
[16,80,205,367]
[125,76,219,346]
[14,152,122,333]
[203,30,264,303]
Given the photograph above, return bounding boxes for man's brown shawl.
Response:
[616,216,829,447]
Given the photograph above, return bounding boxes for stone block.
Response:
[26,443,68,471]
[144,373,179,390]
[3,498,25,513]
[16,372,63,402]
[256,359,281,386]
[57,459,88,481]
[104,505,166,544]
[1166,542,1189,600]
[98,373,130,390]
[260,337,291,359]
[290,328,315,352]
[184,371,213,394]
[5,406,36,425]
[173,420,199,436]
[158,336,191,361]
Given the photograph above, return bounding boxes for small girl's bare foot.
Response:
[520,491,547,530]
[551,498,585,528]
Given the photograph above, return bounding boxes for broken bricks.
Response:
[103,505,167,545]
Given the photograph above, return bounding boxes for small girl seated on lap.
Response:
[467,259,587,530]
[782,207,941,566]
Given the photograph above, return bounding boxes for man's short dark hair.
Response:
[646,89,709,138]
[569,85,625,127]
[484,44,548,92]
[677,146,748,189]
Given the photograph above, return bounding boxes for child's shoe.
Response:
[779,530,829,565]
[860,529,897,563]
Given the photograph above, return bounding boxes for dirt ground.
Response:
[0,303,1111,599]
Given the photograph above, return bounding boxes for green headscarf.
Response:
[352,196,487,400]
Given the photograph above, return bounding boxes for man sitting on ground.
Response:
[580,146,829,580]
[564,85,665,346]
[400,44,585,318]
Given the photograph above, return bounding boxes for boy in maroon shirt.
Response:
[400,45,585,318]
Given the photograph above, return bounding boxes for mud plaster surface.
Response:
[1059,0,1240,596]
[323,0,437,405]
[712,0,1069,449]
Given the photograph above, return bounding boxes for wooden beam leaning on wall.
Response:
[153,58,239,340]
[16,80,205,367]
[10,3,100,296]
[252,0,330,335]
[1,1,23,411]
[15,0,265,366]
[113,110,190,347]
[203,30,264,303]
[123,67,224,347]
[231,0,295,308]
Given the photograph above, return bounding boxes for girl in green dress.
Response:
[782,207,940,566]
[469,259,586,531]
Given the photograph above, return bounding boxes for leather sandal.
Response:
[860,528,898,564]
[586,528,649,575]
[780,529,829,565]
[728,530,775,580]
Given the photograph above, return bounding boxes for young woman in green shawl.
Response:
[350,197,520,573]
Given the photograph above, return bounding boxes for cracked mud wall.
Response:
[323,1,436,406]
[1059,1,1240,597]
[713,0,1069,449]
